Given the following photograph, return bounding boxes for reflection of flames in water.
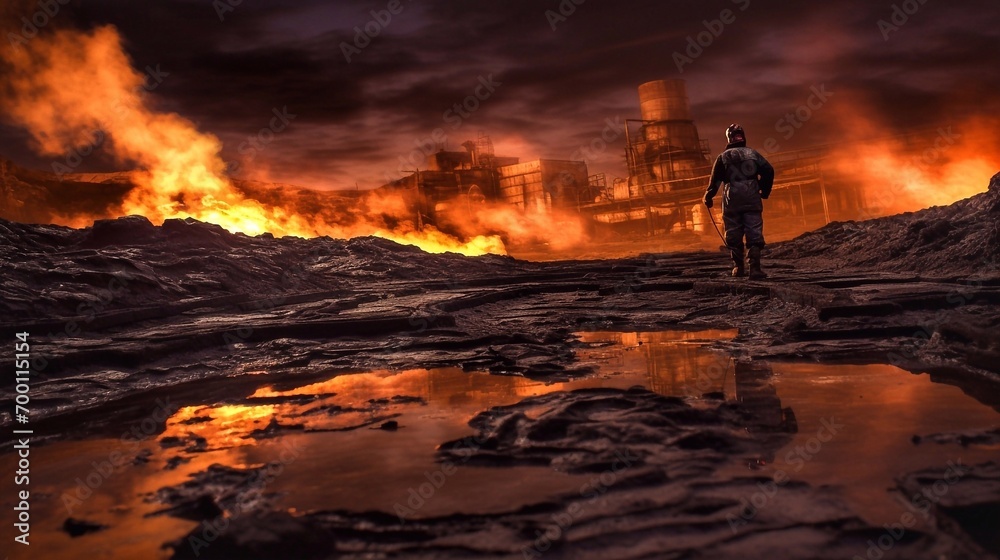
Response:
[161,369,576,451]
[158,332,740,452]
[165,405,277,450]
[0,26,504,256]
[250,369,553,410]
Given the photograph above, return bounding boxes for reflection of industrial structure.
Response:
[733,360,797,434]
[379,79,935,243]
[576,331,798,438]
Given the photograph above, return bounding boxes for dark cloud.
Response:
[1,0,997,187]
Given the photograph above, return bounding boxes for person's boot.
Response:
[748,247,767,280]
[730,248,746,278]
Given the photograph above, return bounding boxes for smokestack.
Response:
[635,79,709,182]
[462,140,478,167]
[638,79,693,122]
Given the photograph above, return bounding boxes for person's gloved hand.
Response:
[760,190,769,200]
[703,193,713,208]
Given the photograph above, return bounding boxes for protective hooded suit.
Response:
[704,124,775,279]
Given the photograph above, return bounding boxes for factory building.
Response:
[577,79,869,240]
[380,79,930,243]
[377,132,597,229]
[497,160,591,212]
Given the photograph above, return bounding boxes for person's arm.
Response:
[704,156,725,206]
[757,154,775,199]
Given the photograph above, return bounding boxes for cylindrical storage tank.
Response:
[648,153,709,182]
[643,121,702,151]
[638,79,692,122]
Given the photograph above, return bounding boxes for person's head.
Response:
[726,124,746,146]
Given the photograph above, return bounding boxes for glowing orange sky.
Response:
[2,0,997,190]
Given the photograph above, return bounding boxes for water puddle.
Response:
[2,328,997,558]
[751,362,1000,526]
[581,332,999,525]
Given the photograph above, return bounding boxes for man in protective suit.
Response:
[703,124,775,279]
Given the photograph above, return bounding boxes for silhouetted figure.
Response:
[734,359,797,469]
[704,125,775,279]
[734,360,796,434]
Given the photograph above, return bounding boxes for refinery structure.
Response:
[379,79,876,242]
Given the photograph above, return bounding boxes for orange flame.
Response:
[825,100,1000,218]
[438,201,590,252]
[0,26,504,256]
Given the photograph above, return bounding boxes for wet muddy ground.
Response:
[4,174,1000,558]
[2,227,1000,559]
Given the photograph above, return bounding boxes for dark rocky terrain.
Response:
[770,172,1000,276]
[1,173,999,559]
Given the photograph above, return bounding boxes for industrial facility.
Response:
[378,132,596,229]
[379,79,889,243]
[599,79,869,240]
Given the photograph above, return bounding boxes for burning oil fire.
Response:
[0,26,505,256]
[826,102,1000,218]
[438,201,589,252]
[6,26,993,260]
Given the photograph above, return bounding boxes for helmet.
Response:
[726,124,746,144]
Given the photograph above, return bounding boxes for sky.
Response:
[1,0,998,190]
